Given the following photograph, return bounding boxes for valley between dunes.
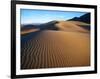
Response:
[21,21,90,69]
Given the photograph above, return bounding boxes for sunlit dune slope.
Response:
[21,30,90,69]
[21,28,39,35]
[55,21,90,33]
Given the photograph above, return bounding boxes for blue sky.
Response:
[21,9,87,24]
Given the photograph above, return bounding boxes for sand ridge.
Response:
[21,28,90,69]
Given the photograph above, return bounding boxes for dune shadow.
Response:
[79,25,90,31]
[21,31,41,47]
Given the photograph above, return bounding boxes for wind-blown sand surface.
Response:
[56,21,90,32]
[21,28,39,35]
[21,21,90,69]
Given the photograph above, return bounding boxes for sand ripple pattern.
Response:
[21,30,90,69]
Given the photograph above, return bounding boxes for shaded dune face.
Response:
[21,30,90,69]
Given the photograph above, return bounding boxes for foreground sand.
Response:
[21,29,90,69]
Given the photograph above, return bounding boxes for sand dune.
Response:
[21,30,90,69]
[21,21,90,35]
[21,28,40,35]
[65,21,90,26]
[55,21,89,33]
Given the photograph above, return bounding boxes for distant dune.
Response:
[55,21,90,33]
[21,20,90,69]
[21,29,39,35]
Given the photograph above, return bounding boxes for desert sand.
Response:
[21,28,39,35]
[21,21,90,69]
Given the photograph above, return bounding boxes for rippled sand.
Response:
[21,21,90,69]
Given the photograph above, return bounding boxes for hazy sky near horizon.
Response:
[21,9,87,24]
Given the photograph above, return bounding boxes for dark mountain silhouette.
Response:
[68,13,90,24]
[21,21,59,31]
[21,24,38,31]
[37,20,59,30]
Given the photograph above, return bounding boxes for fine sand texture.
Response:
[21,21,90,69]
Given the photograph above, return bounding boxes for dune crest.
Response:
[55,21,89,33]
